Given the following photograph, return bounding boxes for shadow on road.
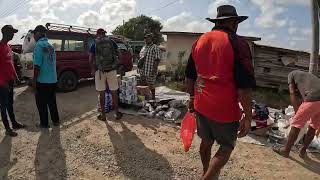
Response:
[12,81,96,132]
[0,136,16,180]
[120,114,163,132]
[35,127,67,180]
[106,121,174,180]
[289,155,320,176]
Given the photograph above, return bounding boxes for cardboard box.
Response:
[137,86,151,97]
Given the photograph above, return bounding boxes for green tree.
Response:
[112,15,164,44]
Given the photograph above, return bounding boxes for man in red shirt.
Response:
[0,25,25,137]
[185,5,255,179]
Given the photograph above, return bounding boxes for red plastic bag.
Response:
[180,112,196,152]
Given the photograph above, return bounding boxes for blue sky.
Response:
[0,0,313,51]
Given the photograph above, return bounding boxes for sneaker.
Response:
[5,130,18,137]
[12,123,26,130]
[53,122,60,127]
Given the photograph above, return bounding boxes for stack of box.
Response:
[119,75,138,104]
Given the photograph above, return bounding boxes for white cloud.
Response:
[151,15,162,22]
[76,0,136,31]
[265,33,276,40]
[163,12,210,33]
[244,31,261,37]
[251,0,309,28]
[274,0,308,6]
[208,0,240,17]
[251,0,287,28]
[0,14,62,43]
[288,20,298,34]
[77,11,102,29]
[291,36,307,41]
[302,28,311,35]
[289,27,298,34]
[289,41,297,47]
[30,0,102,12]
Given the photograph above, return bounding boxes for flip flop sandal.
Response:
[299,149,308,159]
[272,146,289,158]
[114,112,123,120]
[97,114,106,121]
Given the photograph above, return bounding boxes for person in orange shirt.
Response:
[0,25,25,137]
[185,5,255,180]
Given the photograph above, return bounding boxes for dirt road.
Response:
[0,82,319,180]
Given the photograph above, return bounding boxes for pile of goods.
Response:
[119,76,138,105]
[137,99,187,123]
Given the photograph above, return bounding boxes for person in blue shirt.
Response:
[32,25,60,128]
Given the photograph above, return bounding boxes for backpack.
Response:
[95,37,117,72]
[253,102,269,120]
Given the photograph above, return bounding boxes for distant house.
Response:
[161,31,261,73]
[253,44,320,90]
[162,31,320,91]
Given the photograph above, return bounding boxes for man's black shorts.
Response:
[196,112,240,151]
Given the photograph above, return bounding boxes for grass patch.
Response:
[253,87,291,109]
[160,81,292,110]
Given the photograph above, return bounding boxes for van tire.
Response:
[58,71,78,92]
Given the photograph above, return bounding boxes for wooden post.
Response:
[310,0,319,74]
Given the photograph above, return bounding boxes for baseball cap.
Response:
[31,25,47,33]
[1,25,18,34]
[97,28,107,34]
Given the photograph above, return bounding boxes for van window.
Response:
[117,42,128,51]
[48,39,63,51]
[87,37,95,51]
[65,40,84,51]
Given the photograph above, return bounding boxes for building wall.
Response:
[253,45,314,90]
[165,34,256,73]
[165,34,200,72]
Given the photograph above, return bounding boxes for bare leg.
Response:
[299,126,316,158]
[111,90,122,120]
[201,148,233,180]
[150,85,155,100]
[111,90,119,113]
[200,140,214,176]
[275,127,301,157]
[99,91,106,121]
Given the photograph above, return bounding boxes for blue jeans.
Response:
[0,81,17,130]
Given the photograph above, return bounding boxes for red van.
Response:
[21,23,133,92]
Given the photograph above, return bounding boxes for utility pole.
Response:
[309,0,319,74]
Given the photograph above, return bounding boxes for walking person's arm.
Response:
[32,45,42,92]
[236,39,255,138]
[89,53,95,75]
[32,65,40,92]
[237,88,252,137]
[89,44,96,75]
[185,53,197,112]
[289,83,300,113]
[153,45,161,72]
[0,50,9,88]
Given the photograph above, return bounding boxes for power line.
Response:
[146,0,180,14]
[6,0,29,17]
[0,0,29,18]
[0,0,22,17]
